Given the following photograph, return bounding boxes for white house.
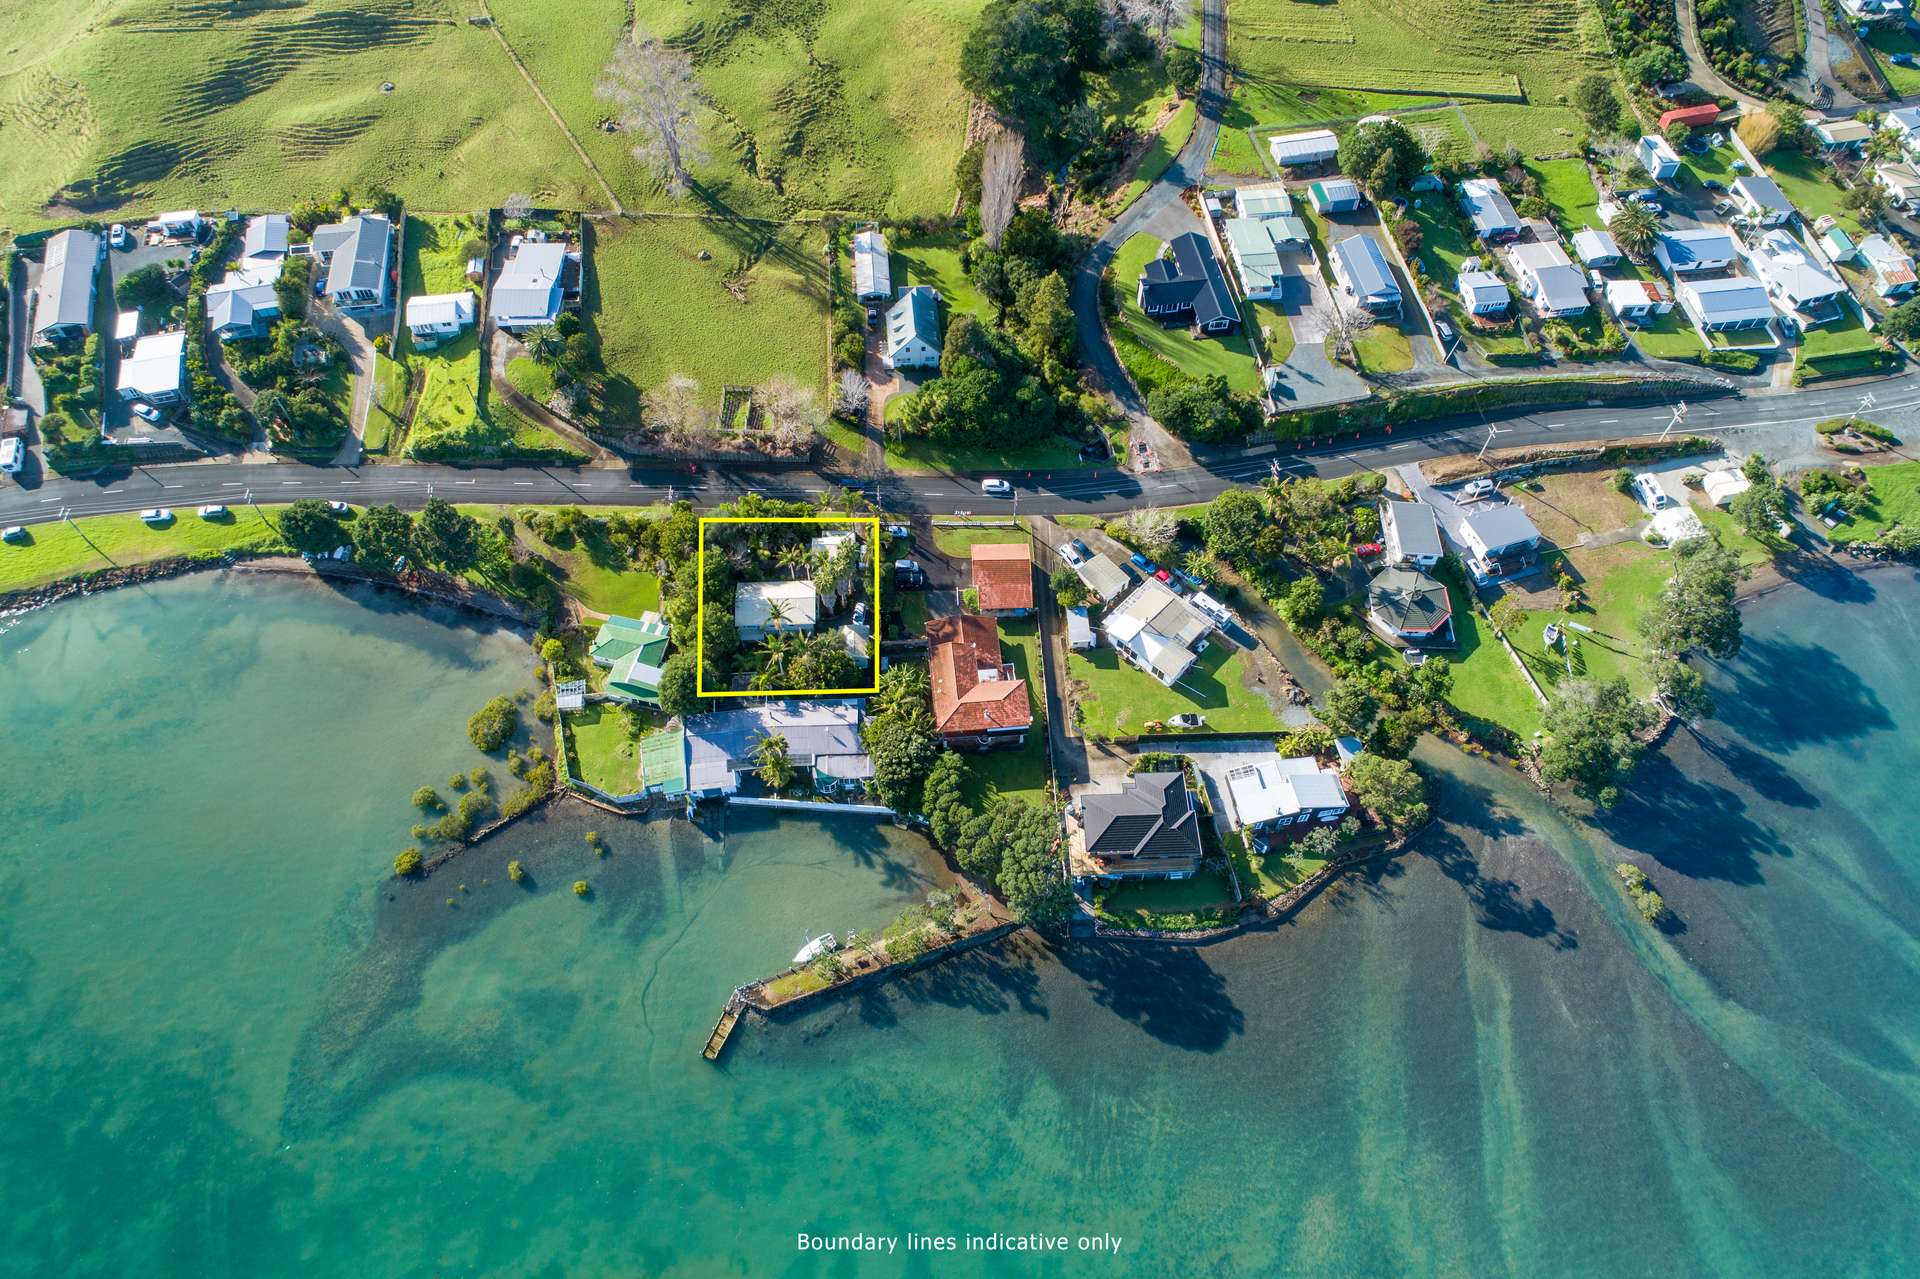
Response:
[490,241,572,332]
[1236,181,1294,219]
[1572,227,1622,267]
[1458,178,1521,242]
[1678,276,1775,332]
[1223,216,1302,300]
[1877,161,1920,209]
[309,213,393,309]
[241,214,290,260]
[1268,129,1338,167]
[1740,229,1847,327]
[1330,234,1402,315]
[33,228,102,344]
[1381,498,1443,568]
[851,228,891,303]
[734,580,820,642]
[1859,234,1918,299]
[1102,576,1213,686]
[1812,118,1874,151]
[1840,0,1907,23]
[884,285,942,370]
[116,330,186,405]
[206,263,282,341]
[1220,754,1350,838]
[1656,227,1739,275]
[1637,135,1681,179]
[1455,269,1510,316]
[1455,504,1542,578]
[405,292,477,347]
[1506,241,1589,317]
[1731,174,1796,226]
[146,210,203,240]
[1606,278,1673,320]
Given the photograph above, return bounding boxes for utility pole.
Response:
[1475,422,1509,461]
[1853,390,1877,429]
[1658,400,1688,443]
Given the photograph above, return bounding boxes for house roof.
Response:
[1268,128,1339,164]
[1509,241,1588,311]
[971,541,1034,611]
[1860,233,1917,285]
[1066,606,1093,647]
[1815,118,1874,144]
[1606,278,1668,310]
[886,284,941,351]
[1222,755,1349,827]
[1733,173,1794,216]
[638,725,687,796]
[734,580,819,632]
[1659,226,1738,266]
[1331,234,1399,304]
[590,612,671,665]
[851,228,890,297]
[1138,233,1237,328]
[116,330,185,398]
[1459,178,1520,236]
[1102,577,1211,684]
[926,613,1031,737]
[207,280,278,332]
[683,700,870,793]
[1741,229,1844,306]
[1701,470,1752,505]
[405,291,476,329]
[317,214,391,296]
[1455,269,1510,308]
[1680,276,1776,324]
[1572,227,1621,263]
[1308,178,1362,209]
[1225,216,1283,266]
[1879,162,1920,197]
[491,242,567,324]
[114,310,141,341]
[1082,772,1202,860]
[1236,181,1294,218]
[1075,553,1130,602]
[36,229,100,334]
[1367,566,1452,634]
[1884,107,1920,136]
[1383,499,1443,560]
[1639,134,1681,165]
[1657,103,1722,130]
[242,213,289,259]
[1460,504,1542,555]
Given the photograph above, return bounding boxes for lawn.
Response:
[957,616,1052,809]
[1094,869,1237,929]
[563,703,645,796]
[1116,100,1197,210]
[1675,143,1742,201]
[1823,459,1920,544]
[1629,310,1707,360]
[368,352,410,453]
[1866,25,1920,96]
[890,229,994,324]
[505,357,555,404]
[931,524,1030,557]
[1352,323,1413,374]
[1248,300,1296,364]
[1424,577,1545,737]
[457,504,664,616]
[0,7,597,231]
[1214,88,1451,177]
[0,506,292,595]
[1528,157,1602,233]
[1796,310,1886,379]
[489,0,983,218]
[580,217,827,427]
[1226,828,1330,900]
[1108,233,1264,396]
[1069,639,1282,737]
[1764,151,1861,237]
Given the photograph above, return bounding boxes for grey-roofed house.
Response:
[1637,134,1682,179]
[1732,173,1795,226]
[1677,276,1775,331]
[734,580,819,641]
[206,263,282,341]
[1381,498,1443,568]
[1859,233,1918,298]
[1137,232,1239,334]
[310,213,392,309]
[1268,128,1339,167]
[1572,227,1621,266]
[682,700,873,798]
[242,214,290,261]
[1220,754,1351,842]
[1366,566,1454,645]
[884,284,942,369]
[490,241,572,332]
[1458,178,1521,241]
[1072,771,1203,881]
[1456,504,1543,579]
[1455,269,1510,316]
[1739,229,1846,326]
[1506,241,1588,317]
[1102,575,1213,686]
[1307,178,1363,214]
[1330,234,1401,315]
[851,228,891,303]
[33,229,102,343]
[1073,552,1130,604]
[1654,227,1739,275]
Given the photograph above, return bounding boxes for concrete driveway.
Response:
[310,303,380,466]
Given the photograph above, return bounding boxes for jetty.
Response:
[703,990,747,1062]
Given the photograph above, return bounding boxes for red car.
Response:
[1354,542,1383,558]
[1154,568,1173,583]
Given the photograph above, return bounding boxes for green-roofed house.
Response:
[590,612,672,705]
[638,724,687,798]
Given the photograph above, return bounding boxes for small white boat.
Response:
[793,933,839,965]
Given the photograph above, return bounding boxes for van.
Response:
[0,436,22,474]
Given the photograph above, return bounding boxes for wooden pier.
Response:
[703,992,746,1062]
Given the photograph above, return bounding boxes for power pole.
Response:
[1658,400,1688,443]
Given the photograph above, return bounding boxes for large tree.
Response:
[413,499,483,573]
[957,799,1067,923]
[863,666,940,811]
[958,0,1107,162]
[1205,489,1265,563]
[1337,118,1429,196]
[351,504,414,572]
[1640,536,1744,661]
[278,499,346,555]
[1572,73,1623,134]
[1345,753,1429,833]
[597,32,707,198]
[922,752,973,852]
[1539,677,1652,807]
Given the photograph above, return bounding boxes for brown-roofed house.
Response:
[970,541,1034,615]
[926,613,1032,749]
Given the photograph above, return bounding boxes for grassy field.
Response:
[956,616,1051,809]
[1352,323,1413,374]
[931,524,1029,557]
[580,216,827,425]
[891,230,993,324]
[0,505,291,594]
[563,703,643,796]
[1069,640,1282,737]
[1227,828,1331,899]
[1094,869,1237,929]
[490,0,982,218]
[1248,300,1296,364]
[1764,151,1862,238]
[1865,25,1920,96]
[1108,233,1263,395]
[0,1,597,230]
[1824,459,1920,544]
[1629,310,1707,360]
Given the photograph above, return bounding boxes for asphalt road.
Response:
[3,372,1911,528]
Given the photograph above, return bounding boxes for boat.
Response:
[793,933,839,965]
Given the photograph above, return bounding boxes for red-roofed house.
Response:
[927,614,1032,749]
[1657,103,1722,132]
[970,541,1034,615]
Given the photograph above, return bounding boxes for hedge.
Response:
[1266,375,1723,441]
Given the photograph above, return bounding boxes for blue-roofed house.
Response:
[309,213,392,310]
[1330,234,1401,315]
[1307,179,1363,214]
[1677,276,1775,331]
[1655,226,1739,276]
[884,285,942,369]
[1455,269,1510,316]
[1136,232,1240,334]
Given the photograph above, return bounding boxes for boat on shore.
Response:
[793,933,839,965]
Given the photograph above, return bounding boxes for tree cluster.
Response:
[958,0,1109,166]
[862,666,941,811]
[1337,118,1431,197]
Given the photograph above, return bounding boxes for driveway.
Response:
[1262,255,1370,410]
[310,302,379,466]
[1675,0,1769,109]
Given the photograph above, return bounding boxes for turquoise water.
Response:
[2,571,1918,1276]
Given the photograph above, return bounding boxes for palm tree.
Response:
[776,544,809,580]
[763,597,791,635]
[1608,201,1661,263]
[523,324,564,366]
[1866,129,1903,166]
[752,732,794,790]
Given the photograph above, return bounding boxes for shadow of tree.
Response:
[1707,635,1892,748]
[1053,938,1243,1052]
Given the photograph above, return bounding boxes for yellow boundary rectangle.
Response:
[696,515,884,697]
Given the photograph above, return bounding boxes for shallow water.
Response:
[2,570,1917,1276]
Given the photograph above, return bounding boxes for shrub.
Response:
[412,786,444,811]
[449,772,469,791]
[572,880,591,897]
[393,849,423,877]
[467,696,519,752]
[508,859,527,883]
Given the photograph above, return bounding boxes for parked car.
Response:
[1173,566,1205,589]
[1713,198,1736,216]
[1059,539,1089,566]
[893,558,926,587]
[1354,541,1383,558]
[1078,441,1107,461]
[1,526,26,543]
[981,477,1013,497]
[1168,713,1207,729]
[885,523,911,540]
[1460,478,1497,501]
[129,401,163,423]
[1128,552,1154,574]
[0,437,21,474]
[1894,52,1917,67]
[197,504,228,519]
[1703,178,1725,191]
[865,307,879,328]
[327,500,351,513]
[109,223,130,250]
[139,508,172,523]
[1154,567,1173,584]
[1434,318,1456,345]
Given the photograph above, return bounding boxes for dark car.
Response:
[865,307,879,328]
[1079,441,1107,460]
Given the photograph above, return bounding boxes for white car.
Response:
[327,500,351,514]
[0,436,22,474]
[109,223,130,249]
[130,402,162,423]
[1059,539,1089,566]
[140,508,172,523]
[1460,478,1496,501]
[885,523,910,540]
[1168,713,1207,729]
[197,504,228,519]
[2,526,27,543]
[982,478,1013,497]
